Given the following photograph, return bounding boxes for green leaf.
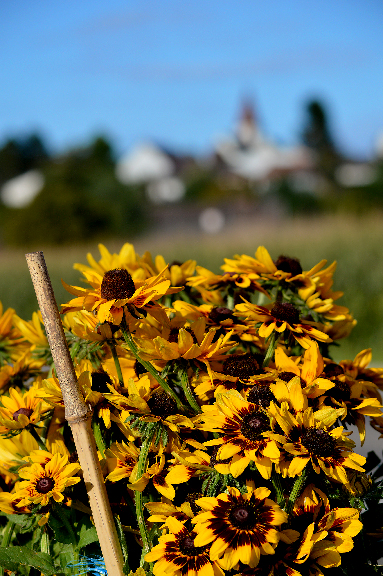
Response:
[78,524,99,549]
[0,512,30,526]
[48,507,77,545]
[0,547,57,574]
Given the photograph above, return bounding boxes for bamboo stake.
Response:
[25,251,124,576]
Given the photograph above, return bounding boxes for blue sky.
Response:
[1,0,383,159]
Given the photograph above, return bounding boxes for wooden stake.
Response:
[25,251,124,576]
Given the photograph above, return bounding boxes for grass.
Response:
[1,212,383,363]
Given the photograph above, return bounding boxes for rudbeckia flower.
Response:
[0,492,31,515]
[222,246,301,280]
[0,352,45,395]
[235,300,331,349]
[340,348,383,390]
[315,361,382,445]
[292,484,362,571]
[269,403,365,484]
[274,342,335,400]
[16,451,81,507]
[145,497,194,527]
[0,429,39,482]
[127,453,190,499]
[191,485,287,570]
[62,267,172,325]
[0,384,50,432]
[136,324,235,380]
[196,391,280,479]
[73,242,149,280]
[154,254,197,286]
[145,516,225,576]
[105,440,140,482]
[0,302,26,363]
[13,311,48,350]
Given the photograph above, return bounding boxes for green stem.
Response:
[179,368,201,414]
[109,338,125,387]
[226,293,234,310]
[40,529,50,555]
[120,316,187,412]
[271,471,285,508]
[27,425,46,451]
[0,520,14,576]
[263,332,278,368]
[92,419,106,459]
[135,422,159,567]
[285,469,308,515]
[115,514,129,574]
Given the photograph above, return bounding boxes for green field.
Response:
[1,213,382,364]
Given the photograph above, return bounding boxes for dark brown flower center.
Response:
[91,370,112,393]
[100,269,136,301]
[274,255,302,277]
[208,307,235,324]
[179,534,206,556]
[278,371,299,383]
[300,426,337,457]
[36,476,55,494]
[147,392,177,417]
[271,302,300,325]
[222,353,260,379]
[13,408,33,422]
[328,379,351,402]
[247,382,274,407]
[229,504,259,529]
[134,360,147,378]
[322,363,344,378]
[68,451,78,463]
[240,410,270,441]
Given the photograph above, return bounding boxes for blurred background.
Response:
[1,0,383,362]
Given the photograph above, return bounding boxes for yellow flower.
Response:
[145,496,194,526]
[0,352,45,395]
[235,301,331,349]
[0,384,50,432]
[292,484,362,571]
[0,302,26,363]
[13,311,48,349]
[0,492,31,515]
[127,453,191,499]
[136,324,235,380]
[0,429,39,482]
[16,451,81,507]
[145,516,225,576]
[269,403,365,484]
[315,360,382,445]
[73,242,149,280]
[196,390,280,479]
[340,348,383,390]
[187,264,268,301]
[154,254,197,286]
[274,342,335,400]
[192,485,287,570]
[62,267,172,325]
[105,440,140,482]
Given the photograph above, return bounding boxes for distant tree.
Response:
[0,133,49,186]
[0,135,147,247]
[301,100,343,180]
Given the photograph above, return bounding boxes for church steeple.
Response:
[236,98,260,149]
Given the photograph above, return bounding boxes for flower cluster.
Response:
[0,242,383,575]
